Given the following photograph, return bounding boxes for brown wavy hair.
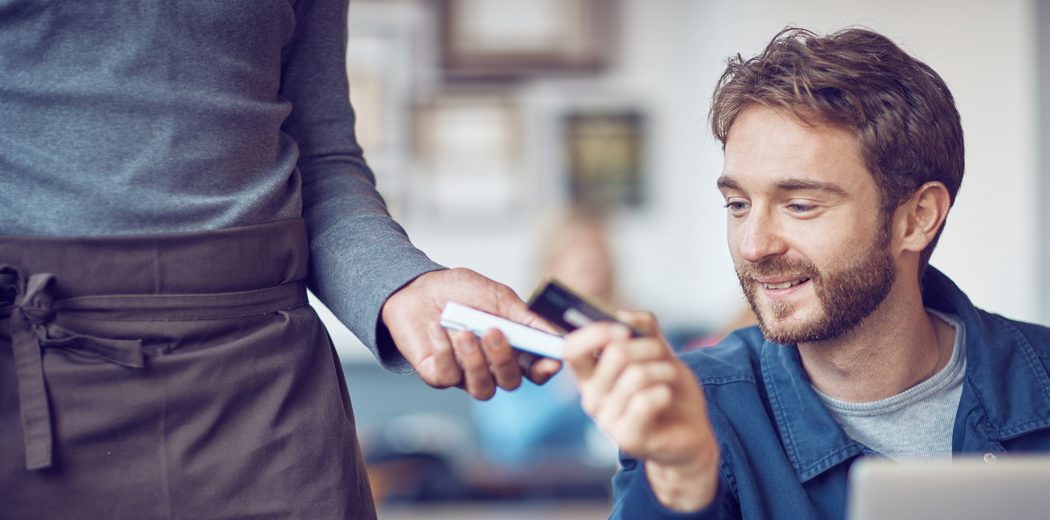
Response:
[710,27,964,275]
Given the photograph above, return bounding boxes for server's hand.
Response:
[381,268,561,400]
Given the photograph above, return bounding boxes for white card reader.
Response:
[440,302,564,360]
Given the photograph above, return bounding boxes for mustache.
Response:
[735,256,819,281]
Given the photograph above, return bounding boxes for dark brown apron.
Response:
[0,219,376,519]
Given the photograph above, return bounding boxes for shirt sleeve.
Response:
[610,452,735,520]
[279,0,444,371]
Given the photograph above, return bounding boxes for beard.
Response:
[735,233,897,345]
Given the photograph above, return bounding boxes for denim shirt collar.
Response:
[759,266,1050,482]
[760,340,867,482]
[922,267,1050,440]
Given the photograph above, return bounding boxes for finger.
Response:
[475,280,562,335]
[469,280,529,323]
[489,284,545,328]
[563,322,631,381]
[480,328,523,391]
[525,355,562,385]
[610,383,674,456]
[514,352,562,384]
[419,322,463,388]
[615,310,660,337]
[580,337,667,415]
[450,330,497,400]
[516,351,537,374]
[595,361,678,429]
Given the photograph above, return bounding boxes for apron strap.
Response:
[3,266,145,470]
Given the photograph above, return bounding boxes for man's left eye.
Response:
[787,203,815,213]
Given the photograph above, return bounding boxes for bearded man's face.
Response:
[719,106,898,344]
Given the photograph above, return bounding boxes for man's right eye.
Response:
[724,201,749,212]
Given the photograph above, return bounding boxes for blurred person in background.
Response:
[0,2,557,519]
[473,211,618,477]
[563,27,1050,519]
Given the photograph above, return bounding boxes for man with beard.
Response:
[563,27,1050,519]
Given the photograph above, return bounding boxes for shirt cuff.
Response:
[614,463,727,519]
[372,264,446,372]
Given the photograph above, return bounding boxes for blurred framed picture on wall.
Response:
[410,95,527,223]
[346,4,424,219]
[437,0,614,81]
[563,110,646,212]
[346,34,405,157]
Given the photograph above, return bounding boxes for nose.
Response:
[735,207,788,263]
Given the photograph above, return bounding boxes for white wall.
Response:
[329,0,1043,362]
[1039,0,1050,326]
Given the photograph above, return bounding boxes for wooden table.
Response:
[378,500,611,519]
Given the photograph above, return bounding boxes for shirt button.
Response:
[983,452,997,463]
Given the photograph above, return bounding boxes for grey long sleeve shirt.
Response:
[0,0,442,369]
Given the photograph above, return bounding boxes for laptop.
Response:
[848,455,1050,520]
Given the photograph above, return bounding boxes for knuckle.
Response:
[459,357,484,375]
[482,328,508,346]
[455,347,483,368]
[659,359,684,380]
[492,361,522,383]
[484,341,513,361]
[465,360,490,379]
[640,311,658,327]
[423,368,460,388]
[646,384,673,408]
[562,334,590,360]
[500,375,523,391]
[603,342,626,366]
[580,393,600,416]
[494,283,516,300]
[615,430,642,455]
[449,267,475,279]
[491,358,518,376]
[638,338,668,357]
[595,408,617,432]
[621,365,648,388]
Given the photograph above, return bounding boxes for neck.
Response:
[797,278,955,402]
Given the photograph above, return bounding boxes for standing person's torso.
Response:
[0,0,303,236]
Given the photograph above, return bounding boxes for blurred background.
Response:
[313,0,1050,517]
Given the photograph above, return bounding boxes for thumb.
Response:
[490,286,561,335]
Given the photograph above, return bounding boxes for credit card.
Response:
[526,279,641,336]
[440,302,564,359]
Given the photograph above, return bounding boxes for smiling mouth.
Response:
[760,277,810,290]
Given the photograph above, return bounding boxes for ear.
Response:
[894,181,951,254]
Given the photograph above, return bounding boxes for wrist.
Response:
[644,446,720,512]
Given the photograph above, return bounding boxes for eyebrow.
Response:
[716,176,740,191]
[716,176,848,197]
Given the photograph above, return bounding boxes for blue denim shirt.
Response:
[611,267,1050,519]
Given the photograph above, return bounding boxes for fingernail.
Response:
[611,325,631,340]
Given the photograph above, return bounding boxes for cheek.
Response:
[798,223,876,272]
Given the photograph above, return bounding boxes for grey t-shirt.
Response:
[0,0,442,369]
[816,309,966,459]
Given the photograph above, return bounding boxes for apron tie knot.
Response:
[1,264,145,471]
[14,271,56,325]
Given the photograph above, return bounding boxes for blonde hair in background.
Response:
[536,209,617,308]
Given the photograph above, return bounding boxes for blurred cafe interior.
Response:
[313,0,1050,517]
